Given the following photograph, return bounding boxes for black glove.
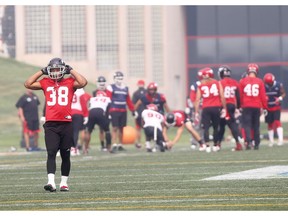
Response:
[41,67,48,75]
[65,65,73,74]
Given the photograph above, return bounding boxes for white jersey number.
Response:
[243,84,259,96]
[224,86,237,98]
[46,86,69,106]
[201,84,219,98]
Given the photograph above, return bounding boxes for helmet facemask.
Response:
[47,65,66,80]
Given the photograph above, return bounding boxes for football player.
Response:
[85,90,112,154]
[92,76,110,151]
[194,67,226,152]
[71,88,91,156]
[263,72,286,147]
[239,63,268,150]
[134,82,170,115]
[141,104,166,152]
[163,110,204,150]
[24,57,87,192]
[217,65,243,151]
[132,80,147,149]
[106,71,137,152]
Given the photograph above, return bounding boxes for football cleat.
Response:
[44,184,56,192]
[60,185,69,192]
[118,145,126,151]
[199,144,207,152]
[235,143,243,151]
[212,145,220,152]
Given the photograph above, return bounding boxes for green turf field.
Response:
[1,57,288,211]
[0,138,288,211]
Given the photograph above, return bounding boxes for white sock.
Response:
[145,141,151,149]
[277,127,283,144]
[112,143,117,147]
[268,130,274,144]
[60,176,69,186]
[118,143,123,147]
[48,173,55,186]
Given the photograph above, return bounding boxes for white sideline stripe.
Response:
[0,197,287,207]
[203,166,288,181]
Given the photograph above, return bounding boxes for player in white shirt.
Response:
[141,104,166,152]
[84,91,112,154]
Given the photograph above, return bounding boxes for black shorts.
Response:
[26,120,40,131]
[43,121,73,151]
[110,111,127,128]
[265,109,281,124]
[72,114,84,131]
[143,126,164,142]
[86,108,110,133]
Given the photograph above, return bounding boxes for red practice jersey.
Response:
[172,110,186,127]
[220,77,239,105]
[40,77,76,122]
[198,79,222,108]
[239,76,267,109]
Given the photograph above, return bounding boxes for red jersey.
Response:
[40,77,76,122]
[172,110,186,127]
[198,79,222,108]
[220,77,239,105]
[239,76,267,109]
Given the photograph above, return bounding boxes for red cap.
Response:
[137,80,145,86]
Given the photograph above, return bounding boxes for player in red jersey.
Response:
[217,65,243,151]
[71,88,91,156]
[194,67,226,152]
[163,110,204,150]
[239,63,268,150]
[24,57,87,192]
[263,73,286,147]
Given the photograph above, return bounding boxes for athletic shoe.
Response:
[254,145,259,150]
[60,185,69,192]
[277,142,283,146]
[235,143,243,151]
[44,184,56,192]
[199,144,207,152]
[118,145,126,151]
[146,148,153,153]
[111,145,118,152]
[212,145,220,152]
[135,143,142,149]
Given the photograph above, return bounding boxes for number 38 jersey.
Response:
[198,79,222,108]
[40,77,76,122]
[239,76,267,109]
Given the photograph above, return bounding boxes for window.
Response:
[61,6,87,61]
[25,6,51,53]
[95,6,119,71]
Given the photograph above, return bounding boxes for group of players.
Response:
[23,58,286,192]
[71,62,286,155]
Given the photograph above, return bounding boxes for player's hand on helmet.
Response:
[41,67,48,75]
[132,111,138,119]
[83,117,88,125]
[65,65,73,74]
